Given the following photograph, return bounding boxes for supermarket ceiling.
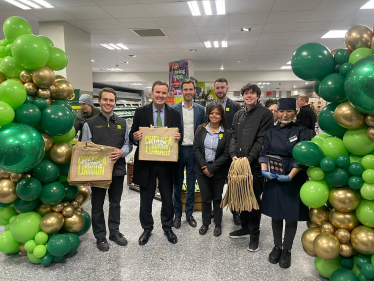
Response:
[0,0,373,74]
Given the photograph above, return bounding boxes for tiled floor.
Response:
[0,178,325,281]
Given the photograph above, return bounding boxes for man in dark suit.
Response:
[171,79,205,229]
[129,80,183,246]
[206,77,242,225]
[296,94,316,137]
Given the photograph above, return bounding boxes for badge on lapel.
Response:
[219,133,223,139]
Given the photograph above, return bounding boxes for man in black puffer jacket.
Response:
[228,84,273,252]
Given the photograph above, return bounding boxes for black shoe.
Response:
[211,210,214,218]
[268,246,282,264]
[247,237,260,252]
[164,229,178,244]
[186,216,197,227]
[138,231,152,246]
[229,228,250,238]
[214,226,222,237]
[173,217,181,229]
[199,225,208,235]
[109,233,128,247]
[233,213,241,226]
[96,237,109,252]
[279,249,291,268]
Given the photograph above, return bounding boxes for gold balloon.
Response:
[52,203,63,213]
[18,242,27,256]
[70,200,79,208]
[63,213,84,232]
[22,173,32,179]
[366,115,374,126]
[331,48,339,56]
[62,201,70,207]
[49,85,56,95]
[23,82,37,96]
[37,88,50,99]
[20,71,32,83]
[41,132,53,151]
[335,229,351,244]
[75,185,91,205]
[55,75,66,81]
[313,233,341,260]
[301,228,322,256]
[309,206,330,227]
[62,206,74,218]
[0,179,17,203]
[329,187,361,212]
[351,225,374,255]
[334,102,366,129]
[35,203,52,216]
[340,244,353,257]
[10,173,23,183]
[45,98,52,106]
[49,142,72,164]
[32,66,55,88]
[75,206,83,214]
[321,222,335,234]
[367,127,374,140]
[52,80,74,100]
[329,209,360,231]
[345,25,373,52]
[40,212,64,234]
[307,221,318,228]
[0,169,10,179]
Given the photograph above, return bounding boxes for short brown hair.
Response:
[214,77,228,87]
[152,80,168,91]
[98,87,117,102]
[181,79,195,90]
[241,83,261,98]
[298,94,309,103]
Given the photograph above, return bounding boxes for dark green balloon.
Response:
[33,160,60,183]
[334,64,341,73]
[340,62,353,77]
[319,73,346,103]
[291,43,334,81]
[335,154,350,168]
[0,202,12,207]
[40,252,53,266]
[75,211,91,236]
[330,268,358,281]
[15,104,41,126]
[325,167,349,187]
[326,200,333,209]
[349,176,364,189]
[16,177,42,201]
[64,233,80,254]
[341,256,354,269]
[53,256,64,263]
[314,80,321,96]
[33,121,43,131]
[61,181,78,201]
[33,98,47,111]
[356,257,371,269]
[320,157,336,172]
[358,272,372,280]
[13,198,39,213]
[52,100,73,112]
[40,181,65,205]
[335,49,350,65]
[345,55,374,114]
[292,141,324,166]
[348,163,365,176]
[42,105,74,136]
[361,263,374,279]
[24,95,34,104]
[47,234,71,257]
[58,161,70,177]
[318,103,348,138]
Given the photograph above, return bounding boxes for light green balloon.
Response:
[361,183,374,200]
[343,126,374,155]
[320,137,349,159]
[363,170,374,184]
[300,180,329,208]
[0,56,27,79]
[52,127,76,143]
[27,251,41,264]
[314,256,342,279]
[33,244,47,258]
[362,155,374,169]
[309,167,325,180]
[24,240,37,252]
[349,47,373,64]
[10,212,42,243]
[0,206,16,220]
[37,35,54,48]
[34,231,48,245]
[0,231,19,253]
[356,199,374,227]
[46,47,68,71]
[0,80,27,110]
[311,137,324,147]
[350,154,364,164]
[3,16,33,43]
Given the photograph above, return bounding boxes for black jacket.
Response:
[74,106,100,141]
[206,97,241,129]
[296,105,316,134]
[193,125,231,178]
[229,104,273,168]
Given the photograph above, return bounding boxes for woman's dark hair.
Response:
[196,104,226,135]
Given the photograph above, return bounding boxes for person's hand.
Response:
[84,182,92,187]
[174,133,181,141]
[232,156,238,161]
[202,166,211,177]
[133,131,143,141]
[110,148,124,162]
[261,170,277,180]
[207,173,213,178]
[277,175,292,182]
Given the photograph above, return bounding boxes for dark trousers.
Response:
[140,162,174,232]
[91,176,124,239]
[196,174,225,226]
[240,168,264,239]
[272,218,298,250]
[174,146,195,218]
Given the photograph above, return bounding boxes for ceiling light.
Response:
[305,82,308,84]
[287,61,291,64]
[213,41,219,48]
[124,61,130,64]
[216,0,225,15]
[266,83,270,85]
[91,60,95,62]
[5,0,31,9]
[116,43,128,50]
[220,66,224,70]
[190,49,197,52]
[131,83,143,86]
[258,83,262,85]
[128,55,136,57]
[204,41,212,48]
[260,86,264,88]
[19,0,41,8]
[32,0,53,8]
[361,0,374,9]
[321,30,347,38]
[237,60,242,62]
[221,41,228,47]
[109,44,121,50]
[100,44,115,50]
[241,28,251,32]
[145,87,152,89]
[280,66,292,69]
[202,1,212,15]
[187,1,201,16]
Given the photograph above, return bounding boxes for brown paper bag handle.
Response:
[84,142,103,150]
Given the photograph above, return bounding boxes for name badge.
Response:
[226,108,230,111]
[219,134,223,139]
[117,125,122,129]
[289,135,298,142]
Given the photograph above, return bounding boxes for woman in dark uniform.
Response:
[259,98,311,269]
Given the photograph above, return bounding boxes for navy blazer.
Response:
[171,101,206,135]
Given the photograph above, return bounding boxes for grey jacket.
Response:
[73,106,100,140]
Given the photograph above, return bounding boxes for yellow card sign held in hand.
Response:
[138,127,179,162]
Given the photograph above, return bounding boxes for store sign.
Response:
[68,89,80,106]
[168,59,190,105]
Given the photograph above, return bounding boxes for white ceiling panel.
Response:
[345,10,374,21]
[192,15,229,27]
[0,1,20,10]
[162,27,198,36]
[87,30,108,37]
[119,18,159,28]
[230,33,261,41]
[228,0,275,13]
[118,37,147,44]
[315,0,367,10]
[229,25,264,34]
[229,46,256,52]
[259,32,293,40]
[61,6,113,20]
[154,17,194,28]
[266,11,312,24]
[100,29,138,37]
[198,34,230,42]
[91,37,114,44]
[48,0,97,7]
[169,36,201,43]
[254,45,283,51]
[333,21,374,29]
[177,42,206,49]
[271,0,322,12]
[0,11,40,22]
[151,43,179,49]
[297,21,338,31]
[143,37,173,43]
[290,31,326,39]
[137,49,161,54]
[195,26,230,35]
[256,39,287,46]
[126,44,153,49]
[159,49,184,54]
[138,0,182,2]
[101,4,150,18]
[26,9,77,21]
[284,39,317,46]
[263,23,301,33]
[229,13,268,25]
[142,3,189,17]
[83,19,126,29]
[305,9,355,22]
[66,20,96,31]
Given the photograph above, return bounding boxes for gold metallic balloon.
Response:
[41,132,53,151]
[366,115,374,126]
[49,85,56,95]
[367,127,374,140]
[35,203,52,216]
[52,203,63,213]
[0,179,17,203]
[23,82,38,96]
[20,71,32,83]
[75,206,83,214]
[313,233,341,260]
[22,173,32,179]
[61,201,70,207]
[340,243,353,257]
[18,242,27,256]
[329,187,361,212]
[37,88,50,99]
[45,98,52,106]
[335,229,351,244]
[70,200,79,208]
[32,66,55,89]
[52,80,74,100]
[351,225,374,255]
[55,75,66,81]
[309,206,330,227]
[0,169,10,179]
[40,212,64,234]
[63,213,84,232]
[307,221,318,228]
[49,142,72,164]
[334,102,366,129]
[301,228,322,256]
[321,222,335,234]
[345,25,373,52]
[62,206,74,218]
[75,185,90,205]
[329,209,360,231]
[10,173,23,183]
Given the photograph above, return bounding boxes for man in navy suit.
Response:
[171,79,206,229]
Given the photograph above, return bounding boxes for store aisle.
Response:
[0,178,324,281]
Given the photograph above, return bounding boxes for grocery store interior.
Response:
[1,0,373,280]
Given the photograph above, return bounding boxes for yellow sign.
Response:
[226,107,230,111]
[117,125,121,129]
[77,156,107,176]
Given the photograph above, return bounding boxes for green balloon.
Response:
[357,257,371,269]
[59,175,67,183]
[362,263,374,279]
[42,105,74,136]
[33,244,47,258]
[0,231,19,253]
[38,35,54,48]
[59,162,70,177]
[64,233,80,254]
[27,251,41,264]
[344,126,374,155]
[35,231,48,245]
[16,177,42,201]
[40,252,53,266]
[300,180,329,208]
[52,127,76,143]
[0,216,8,226]
[34,98,48,111]
[33,160,60,183]
[321,137,349,159]
[330,268,358,281]
[349,176,364,190]
[0,123,45,173]
[3,16,33,43]
[0,80,27,110]
[341,256,355,269]
[24,239,37,252]
[52,100,73,112]
[311,136,324,147]
[53,255,64,263]
[359,272,373,280]
[319,73,346,103]
[10,212,42,243]
[320,157,336,172]
[349,48,373,64]
[315,256,342,279]
[349,163,365,176]
[0,39,9,47]
[75,211,91,236]
[292,141,324,166]
[325,167,350,187]
[308,167,325,180]
[356,199,374,227]
[291,43,334,81]
[335,49,350,65]
[361,155,374,170]
[5,44,12,56]
[335,154,351,168]
[15,104,41,126]
[11,34,50,70]
[46,47,68,71]
[13,198,39,213]
[318,104,348,138]
[61,181,78,201]
[0,206,16,220]
[351,154,364,164]
[340,62,354,77]
[318,133,331,139]
[363,170,374,184]
[0,101,14,126]
[24,95,34,104]
[314,80,321,96]
[0,46,6,58]
[0,56,26,79]
[335,64,341,73]
[361,183,374,200]
[47,234,71,257]
[40,181,65,205]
